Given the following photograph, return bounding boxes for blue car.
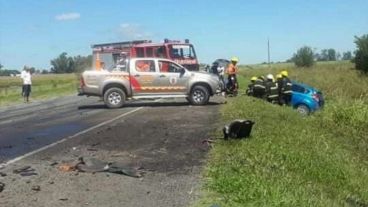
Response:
[291,81,324,115]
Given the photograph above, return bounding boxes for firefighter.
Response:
[225,57,239,95]
[276,73,283,105]
[136,60,150,72]
[265,74,279,103]
[253,76,266,99]
[246,76,257,96]
[280,70,293,105]
[116,52,128,71]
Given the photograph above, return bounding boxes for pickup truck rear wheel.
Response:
[104,88,126,109]
[189,85,210,105]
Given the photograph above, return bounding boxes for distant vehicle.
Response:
[291,82,324,115]
[92,39,199,71]
[78,58,220,108]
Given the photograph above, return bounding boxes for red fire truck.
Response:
[92,39,199,71]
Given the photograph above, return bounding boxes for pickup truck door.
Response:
[129,59,161,95]
[157,60,189,94]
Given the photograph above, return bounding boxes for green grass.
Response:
[0,74,79,106]
[195,61,368,207]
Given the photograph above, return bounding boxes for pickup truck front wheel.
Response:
[104,88,126,109]
[189,85,210,105]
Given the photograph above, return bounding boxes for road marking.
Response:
[0,107,143,167]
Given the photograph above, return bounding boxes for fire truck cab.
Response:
[92,39,199,71]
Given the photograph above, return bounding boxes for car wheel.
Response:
[189,85,210,105]
[296,104,310,115]
[104,87,126,109]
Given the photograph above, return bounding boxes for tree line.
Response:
[291,34,368,73]
[50,53,92,74]
[0,53,92,76]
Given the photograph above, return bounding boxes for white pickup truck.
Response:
[78,58,220,108]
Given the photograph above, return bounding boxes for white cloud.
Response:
[118,23,153,40]
[55,12,80,21]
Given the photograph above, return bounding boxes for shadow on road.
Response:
[78,101,221,110]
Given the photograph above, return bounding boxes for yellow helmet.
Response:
[281,70,288,77]
[231,57,239,62]
[251,76,257,81]
[276,74,282,79]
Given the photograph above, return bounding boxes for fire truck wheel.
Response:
[189,85,210,105]
[104,87,126,109]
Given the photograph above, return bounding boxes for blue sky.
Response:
[0,0,367,69]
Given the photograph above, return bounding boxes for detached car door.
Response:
[157,60,190,94]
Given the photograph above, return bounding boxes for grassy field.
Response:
[0,74,79,106]
[196,61,368,207]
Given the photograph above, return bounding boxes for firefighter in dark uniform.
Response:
[280,70,293,105]
[265,74,279,103]
[253,76,266,99]
[246,76,257,96]
[276,74,283,105]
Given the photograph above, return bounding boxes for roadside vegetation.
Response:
[0,74,79,106]
[196,61,368,206]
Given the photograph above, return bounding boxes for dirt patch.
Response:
[0,99,222,207]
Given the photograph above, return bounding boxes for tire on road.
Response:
[296,104,310,116]
[188,85,210,105]
[104,87,126,109]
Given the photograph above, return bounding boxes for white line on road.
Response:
[0,107,143,167]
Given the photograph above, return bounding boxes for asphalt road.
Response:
[0,95,222,207]
[0,96,148,164]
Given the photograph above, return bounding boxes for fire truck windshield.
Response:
[169,45,196,59]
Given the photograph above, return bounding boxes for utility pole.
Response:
[267,38,270,66]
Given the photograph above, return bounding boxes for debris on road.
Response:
[19,171,38,177]
[49,161,58,167]
[13,166,31,174]
[76,157,143,178]
[31,185,41,191]
[58,163,76,172]
[223,119,255,140]
[13,166,38,176]
[0,182,5,192]
[54,157,143,178]
[0,145,13,149]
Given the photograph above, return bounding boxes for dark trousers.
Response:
[23,84,31,97]
[281,93,291,105]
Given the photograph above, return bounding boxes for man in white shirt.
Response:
[20,68,32,103]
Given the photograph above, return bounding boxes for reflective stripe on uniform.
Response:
[254,84,266,89]
[268,94,279,98]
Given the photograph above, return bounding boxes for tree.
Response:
[50,52,92,73]
[327,49,337,61]
[0,62,3,70]
[319,49,329,61]
[293,46,315,67]
[342,51,353,60]
[50,52,75,73]
[354,34,368,73]
[73,55,92,73]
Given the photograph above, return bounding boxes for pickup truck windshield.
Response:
[169,45,196,59]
